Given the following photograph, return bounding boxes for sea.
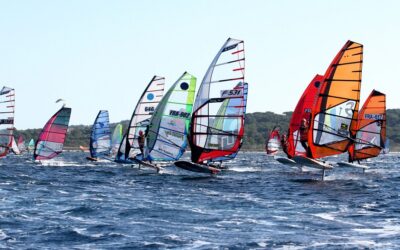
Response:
[0,151,399,249]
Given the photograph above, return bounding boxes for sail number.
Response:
[337,101,355,117]
[145,107,155,112]
[0,119,13,125]
[169,110,190,118]
[221,89,243,98]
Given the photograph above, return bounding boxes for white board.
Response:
[336,161,369,169]
[293,156,334,170]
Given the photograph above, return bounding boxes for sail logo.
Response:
[364,114,383,120]
[304,108,311,113]
[221,89,243,98]
[222,44,238,52]
[147,93,154,101]
[169,110,190,118]
[0,118,13,125]
[158,145,174,157]
[338,123,349,136]
[145,106,155,112]
[165,130,184,140]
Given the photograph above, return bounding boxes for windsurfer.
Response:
[138,130,145,155]
[281,134,290,158]
[300,118,311,157]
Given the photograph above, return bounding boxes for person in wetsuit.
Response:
[138,130,145,155]
[300,118,311,157]
[280,134,290,158]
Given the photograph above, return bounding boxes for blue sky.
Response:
[0,0,398,129]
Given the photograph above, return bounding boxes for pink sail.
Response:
[34,107,72,160]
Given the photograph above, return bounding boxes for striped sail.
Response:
[34,107,72,160]
[11,136,20,155]
[17,135,26,153]
[348,90,386,162]
[0,86,15,158]
[89,110,111,159]
[309,41,363,159]
[189,38,247,163]
[116,76,165,161]
[142,72,196,161]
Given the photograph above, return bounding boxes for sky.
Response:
[0,0,399,129]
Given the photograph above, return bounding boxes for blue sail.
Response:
[90,110,111,158]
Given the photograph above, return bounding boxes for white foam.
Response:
[314,212,335,221]
[191,240,211,248]
[353,224,400,237]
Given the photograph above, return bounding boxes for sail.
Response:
[111,124,122,155]
[309,40,363,159]
[287,75,324,158]
[266,126,281,155]
[211,82,248,161]
[190,82,248,163]
[27,139,35,153]
[34,107,72,160]
[116,76,165,161]
[89,110,111,158]
[348,90,386,161]
[11,136,20,155]
[17,135,26,153]
[189,38,246,163]
[0,86,15,158]
[142,72,196,161]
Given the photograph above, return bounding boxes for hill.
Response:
[14,109,400,152]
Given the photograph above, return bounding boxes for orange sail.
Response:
[308,40,363,159]
[348,90,386,162]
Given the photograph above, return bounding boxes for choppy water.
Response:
[0,152,399,249]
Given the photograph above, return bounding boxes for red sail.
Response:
[348,90,386,162]
[266,127,281,155]
[286,75,323,158]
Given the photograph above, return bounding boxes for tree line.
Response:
[14,109,400,151]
